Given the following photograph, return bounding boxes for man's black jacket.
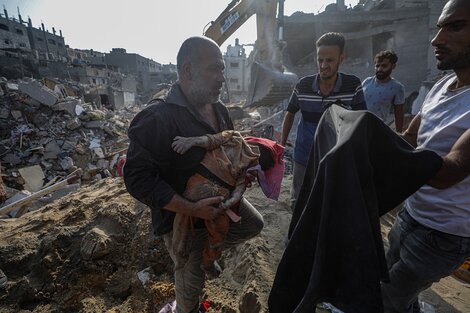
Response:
[268,105,442,313]
[124,83,233,236]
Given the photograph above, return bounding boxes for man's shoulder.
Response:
[362,76,374,85]
[131,99,179,124]
[338,72,362,91]
[390,78,405,89]
[295,75,316,93]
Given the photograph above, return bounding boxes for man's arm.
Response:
[401,114,421,148]
[393,104,404,133]
[428,129,470,189]
[281,112,295,146]
[352,84,367,110]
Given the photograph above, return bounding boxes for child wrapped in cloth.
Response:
[171,130,284,277]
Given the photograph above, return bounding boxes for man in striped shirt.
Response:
[280,32,366,212]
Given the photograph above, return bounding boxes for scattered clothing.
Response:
[269,104,442,313]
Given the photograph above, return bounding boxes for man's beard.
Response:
[437,48,470,70]
[375,68,392,80]
[187,71,220,107]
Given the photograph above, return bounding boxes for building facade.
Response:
[224,38,250,103]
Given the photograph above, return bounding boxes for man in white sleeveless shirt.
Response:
[381,0,470,312]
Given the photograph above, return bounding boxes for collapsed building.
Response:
[283,0,446,100]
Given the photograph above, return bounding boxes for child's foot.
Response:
[202,261,222,279]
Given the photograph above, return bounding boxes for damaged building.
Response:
[282,0,446,98]
[0,8,67,62]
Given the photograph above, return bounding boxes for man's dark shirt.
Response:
[124,83,233,236]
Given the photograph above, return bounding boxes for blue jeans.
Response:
[382,209,470,313]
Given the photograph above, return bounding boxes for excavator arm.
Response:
[204,0,297,108]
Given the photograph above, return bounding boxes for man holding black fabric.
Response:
[382,0,470,311]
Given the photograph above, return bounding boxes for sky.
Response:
[0,0,357,64]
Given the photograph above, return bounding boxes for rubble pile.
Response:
[0,77,138,213]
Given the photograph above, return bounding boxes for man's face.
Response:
[187,45,225,106]
[374,58,395,81]
[316,45,344,80]
[431,0,470,71]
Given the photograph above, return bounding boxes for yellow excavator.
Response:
[204,0,298,108]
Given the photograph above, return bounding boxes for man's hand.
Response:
[191,196,225,220]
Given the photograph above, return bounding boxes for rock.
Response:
[80,227,113,260]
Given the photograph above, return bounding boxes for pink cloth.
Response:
[245,137,284,200]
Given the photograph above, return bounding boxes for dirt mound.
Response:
[0,177,292,313]
[1,176,468,313]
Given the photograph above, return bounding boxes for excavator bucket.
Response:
[245,61,298,108]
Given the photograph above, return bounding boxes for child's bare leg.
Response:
[220,175,245,223]
[220,175,246,210]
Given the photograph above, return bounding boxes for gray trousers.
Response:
[382,209,470,313]
[290,161,307,212]
[163,198,264,313]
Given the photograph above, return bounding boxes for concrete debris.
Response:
[17,165,45,192]
[80,227,113,260]
[0,166,6,204]
[18,81,59,107]
[0,77,136,213]
[137,267,155,287]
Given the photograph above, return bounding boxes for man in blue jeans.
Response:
[382,0,470,311]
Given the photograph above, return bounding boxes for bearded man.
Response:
[124,37,264,313]
[362,50,405,132]
[381,0,470,311]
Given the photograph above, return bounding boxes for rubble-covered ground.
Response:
[0,78,468,313]
[0,177,469,313]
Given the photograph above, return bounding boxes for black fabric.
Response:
[124,83,233,236]
[268,105,443,313]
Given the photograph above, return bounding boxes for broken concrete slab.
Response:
[18,165,45,192]
[59,157,74,171]
[84,121,104,129]
[92,147,105,159]
[6,83,18,91]
[18,81,59,107]
[44,140,61,160]
[10,111,23,121]
[52,99,80,116]
[0,189,32,217]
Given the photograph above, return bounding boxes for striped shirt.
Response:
[287,72,366,165]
